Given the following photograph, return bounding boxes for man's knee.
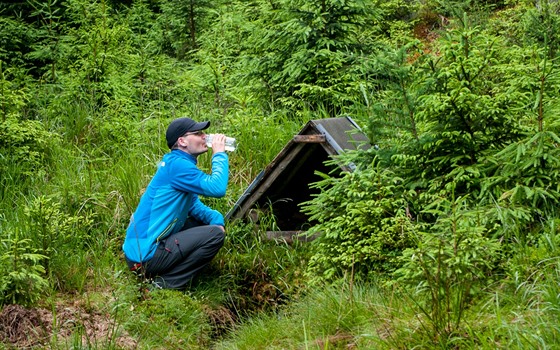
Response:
[209,225,225,246]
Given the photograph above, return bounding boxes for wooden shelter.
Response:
[226,117,370,240]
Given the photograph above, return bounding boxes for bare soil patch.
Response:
[0,303,137,349]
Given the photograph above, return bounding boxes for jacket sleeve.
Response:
[169,152,229,197]
[188,195,225,226]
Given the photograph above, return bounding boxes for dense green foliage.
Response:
[303,0,560,278]
[1,0,560,348]
[302,156,415,280]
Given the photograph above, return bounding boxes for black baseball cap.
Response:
[165,117,210,149]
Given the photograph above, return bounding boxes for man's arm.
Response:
[188,195,225,226]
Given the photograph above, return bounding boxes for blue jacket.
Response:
[123,149,229,263]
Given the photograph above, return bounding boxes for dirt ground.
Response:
[0,303,137,349]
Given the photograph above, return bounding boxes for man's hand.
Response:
[211,134,226,154]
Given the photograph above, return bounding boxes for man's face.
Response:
[179,130,209,156]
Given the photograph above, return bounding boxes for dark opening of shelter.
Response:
[226,117,370,238]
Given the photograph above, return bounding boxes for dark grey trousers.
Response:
[128,223,225,290]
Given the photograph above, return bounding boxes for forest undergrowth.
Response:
[1,0,560,349]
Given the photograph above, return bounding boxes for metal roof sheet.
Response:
[303,117,370,153]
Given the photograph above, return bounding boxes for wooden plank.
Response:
[265,230,319,244]
[293,134,326,143]
[233,142,307,219]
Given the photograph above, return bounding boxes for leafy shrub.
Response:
[412,23,525,193]
[244,0,381,114]
[302,156,415,282]
[393,195,500,344]
[0,17,39,68]
[0,116,60,179]
[522,0,560,58]
[24,195,94,291]
[481,131,560,242]
[0,62,31,119]
[0,233,48,307]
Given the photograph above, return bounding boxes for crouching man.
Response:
[123,117,229,289]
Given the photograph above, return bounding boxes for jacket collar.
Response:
[169,149,197,164]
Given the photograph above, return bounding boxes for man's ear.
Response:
[177,136,188,148]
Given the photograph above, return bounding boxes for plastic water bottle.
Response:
[206,134,237,152]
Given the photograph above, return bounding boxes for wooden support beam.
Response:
[293,134,326,143]
[265,230,319,244]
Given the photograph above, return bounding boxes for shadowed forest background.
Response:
[1,0,560,348]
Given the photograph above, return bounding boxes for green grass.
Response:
[214,266,560,350]
[2,105,560,348]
